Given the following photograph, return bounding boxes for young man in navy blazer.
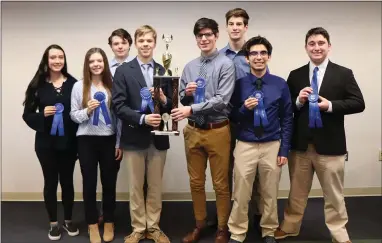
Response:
[112,25,172,243]
[275,27,365,243]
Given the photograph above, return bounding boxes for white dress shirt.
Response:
[296,57,332,112]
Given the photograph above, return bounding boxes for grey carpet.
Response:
[1,197,381,243]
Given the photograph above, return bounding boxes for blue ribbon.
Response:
[140,87,154,113]
[308,93,323,128]
[93,92,112,126]
[194,77,206,104]
[50,103,64,136]
[252,91,269,127]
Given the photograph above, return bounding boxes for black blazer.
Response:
[287,61,365,155]
[112,57,173,150]
[22,76,78,152]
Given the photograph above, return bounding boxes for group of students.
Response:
[22,7,365,243]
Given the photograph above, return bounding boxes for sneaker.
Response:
[63,221,79,236]
[124,231,145,243]
[48,224,61,241]
[263,236,278,243]
[146,229,170,243]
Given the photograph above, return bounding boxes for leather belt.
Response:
[188,119,229,130]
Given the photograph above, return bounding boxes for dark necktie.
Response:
[254,78,264,138]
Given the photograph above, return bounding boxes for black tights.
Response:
[36,148,77,222]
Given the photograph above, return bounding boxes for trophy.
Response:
[162,34,173,76]
[151,34,180,136]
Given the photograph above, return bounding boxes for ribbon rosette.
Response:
[252,91,269,127]
[50,103,64,136]
[140,87,154,113]
[308,93,322,128]
[194,77,206,104]
[93,91,112,126]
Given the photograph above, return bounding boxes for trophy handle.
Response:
[153,76,162,131]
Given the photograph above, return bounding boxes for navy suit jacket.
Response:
[112,57,173,150]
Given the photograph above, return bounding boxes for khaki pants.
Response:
[124,143,167,233]
[281,144,349,242]
[183,124,231,227]
[228,140,281,241]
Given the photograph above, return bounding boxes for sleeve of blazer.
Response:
[286,71,299,113]
[331,68,365,115]
[112,68,143,125]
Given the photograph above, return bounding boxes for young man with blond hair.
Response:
[112,25,172,243]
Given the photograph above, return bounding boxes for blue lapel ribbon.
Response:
[252,90,269,127]
[194,77,206,104]
[93,91,112,126]
[140,87,154,113]
[50,103,64,136]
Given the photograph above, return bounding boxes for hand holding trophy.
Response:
[151,34,180,136]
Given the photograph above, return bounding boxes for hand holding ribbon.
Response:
[50,103,64,136]
[93,92,112,126]
[140,87,155,113]
[308,93,323,128]
[194,77,206,104]
[251,91,269,127]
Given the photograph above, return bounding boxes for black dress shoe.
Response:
[263,236,278,243]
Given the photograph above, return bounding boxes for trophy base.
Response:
[151,130,180,136]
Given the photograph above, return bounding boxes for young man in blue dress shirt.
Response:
[217,8,263,231]
[227,36,293,243]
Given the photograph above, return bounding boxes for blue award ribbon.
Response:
[50,103,64,136]
[252,91,269,127]
[140,87,154,113]
[93,91,112,126]
[194,77,206,104]
[308,93,322,128]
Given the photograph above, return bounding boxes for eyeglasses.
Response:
[196,32,214,40]
[249,51,268,57]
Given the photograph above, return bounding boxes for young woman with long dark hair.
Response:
[22,44,80,241]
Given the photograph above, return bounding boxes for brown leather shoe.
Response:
[182,220,209,243]
[274,228,298,240]
[214,226,229,243]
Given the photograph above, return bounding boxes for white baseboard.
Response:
[2,187,381,201]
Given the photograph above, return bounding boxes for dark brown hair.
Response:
[225,8,250,26]
[305,27,331,45]
[108,28,133,46]
[82,48,113,108]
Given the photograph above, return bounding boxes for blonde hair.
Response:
[134,25,157,42]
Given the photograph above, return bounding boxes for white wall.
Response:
[1,2,381,197]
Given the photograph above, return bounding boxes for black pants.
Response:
[78,135,117,225]
[35,148,77,222]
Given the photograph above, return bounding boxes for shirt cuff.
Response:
[326,101,333,112]
[295,98,304,110]
[139,114,145,125]
[278,147,289,157]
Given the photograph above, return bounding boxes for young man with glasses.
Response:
[217,8,263,232]
[227,36,293,243]
[171,17,235,243]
